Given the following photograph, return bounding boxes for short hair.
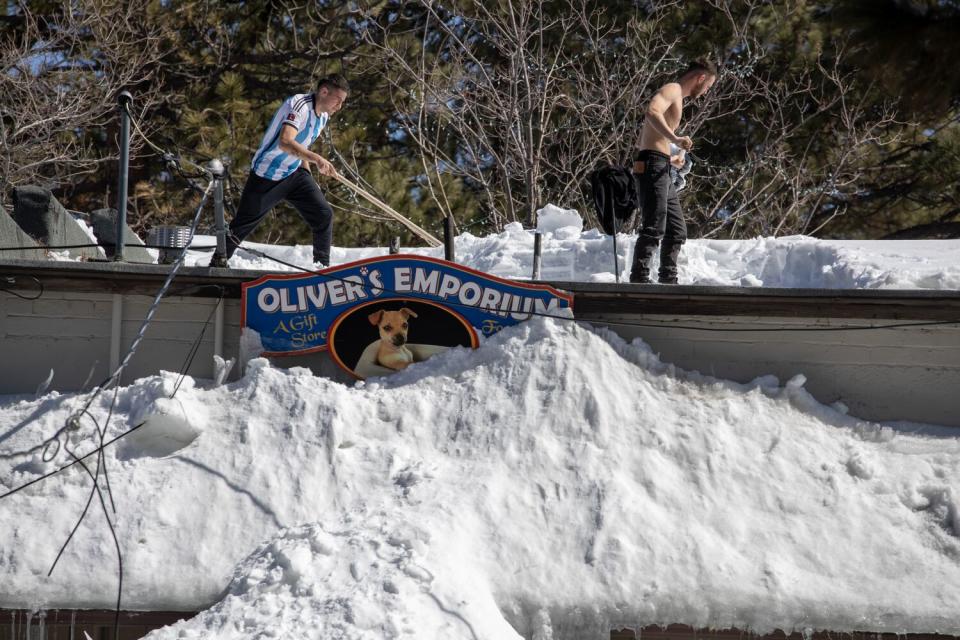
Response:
[318,74,350,94]
[681,60,718,78]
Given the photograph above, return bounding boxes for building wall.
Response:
[2,288,958,427]
[0,290,240,393]
[580,312,960,427]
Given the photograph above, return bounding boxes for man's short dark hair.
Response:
[681,60,718,78]
[318,74,350,94]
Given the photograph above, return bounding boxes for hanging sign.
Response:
[241,255,573,378]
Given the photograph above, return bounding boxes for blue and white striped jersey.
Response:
[250,93,330,180]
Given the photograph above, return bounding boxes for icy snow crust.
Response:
[189,205,960,290]
[2,319,959,638]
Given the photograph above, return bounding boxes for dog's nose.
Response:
[393,334,406,346]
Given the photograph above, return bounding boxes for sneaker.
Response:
[658,277,678,285]
[629,272,652,284]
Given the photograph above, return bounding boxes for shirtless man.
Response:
[629,61,717,284]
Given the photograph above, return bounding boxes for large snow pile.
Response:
[183,205,960,289]
[1,319,959,639]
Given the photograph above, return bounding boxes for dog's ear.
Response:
[399,308,418,319]
[368,310,384,326]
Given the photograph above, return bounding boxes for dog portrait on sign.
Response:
[367,307,418,371]
[328,299,478,379]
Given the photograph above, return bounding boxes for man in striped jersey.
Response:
[211,75,349,267]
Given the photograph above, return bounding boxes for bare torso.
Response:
[639,82,684,155]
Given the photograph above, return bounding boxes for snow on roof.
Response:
[2,318,958,639]
[24,203,957,288]
[182,205,960,290]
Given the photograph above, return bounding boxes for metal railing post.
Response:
[612,228,620,284]
[532,231,542,280]
[209,159,227,261]
[444,215,455,262]
[115,91,133,262]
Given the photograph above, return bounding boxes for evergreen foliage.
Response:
[2,0,956,241]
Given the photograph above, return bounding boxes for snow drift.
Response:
[197,205,960,290]
[1,319,959,639]
[37,204,960,288]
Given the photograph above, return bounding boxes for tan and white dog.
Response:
[367,308,418,371]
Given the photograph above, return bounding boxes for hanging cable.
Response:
[0,420,147,500]
[0,242,219,252]
[172,288,225,396]
[0,180,213,640]
[0,276,43,300]
[34,181,215,472]
[9,184,214,464]
[108,182,215,385]
[124,104,210,179]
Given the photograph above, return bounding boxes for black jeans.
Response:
[629,150,687,282]
[223,167,334,265]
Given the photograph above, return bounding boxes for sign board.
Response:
[241,255,573,378]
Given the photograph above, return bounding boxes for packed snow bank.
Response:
[1,320,959,639]
[180,205,960,289]
[146,519,523,640]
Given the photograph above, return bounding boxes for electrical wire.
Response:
[0,420,148,501]
[0,275,43,300]
[20,186,213,449]
[0,242,219,252]
[3,233,957,334]
[34,182,215,471]
[582,316,960,333]
[118,105,213,201]
[2,238,956,335]
[124,104,210,179]
[172,289,224,396]
[0,102,242,639]
[0,180,214,640]
[98,388,121,513]
[0,287,221,500]
[108,183,215,385]
[1,283,219,500]
[0,440,48,461]
[21,230,933,501]
[63,439,124,638]
[1,197,956,640]
[0,288,218,497]
[47,413,108,579]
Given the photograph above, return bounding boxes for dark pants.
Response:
[223,167,334,265]
[629,150,687,283]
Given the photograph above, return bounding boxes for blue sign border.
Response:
[241,254,574,357]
